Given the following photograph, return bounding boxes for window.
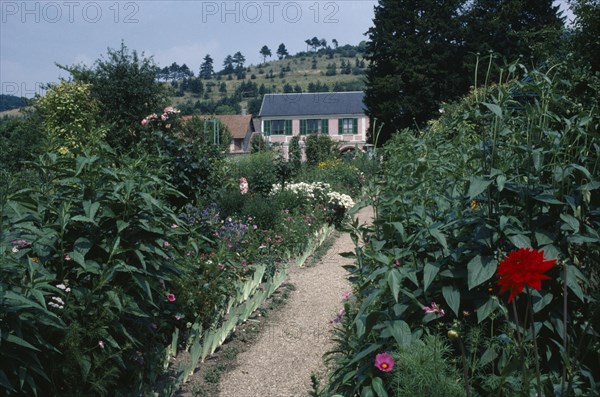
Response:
[338,118,358,134]
[300,119,329,134]
[264,119,292,135]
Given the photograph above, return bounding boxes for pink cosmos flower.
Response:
[166,293,176,302]
[423,301,445,316]
[374,352,395,372]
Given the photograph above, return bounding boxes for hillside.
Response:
[166,44,369,115]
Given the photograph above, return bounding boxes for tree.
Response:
[223,55,235,75]
[232,51,246,70]
[310,37,321,51]
[36,81,105,155]
[364,0,468,145]
[57,42,168,151]
[569,0,600,71]
[276,43,289,60]
[332,38,339,49]
[260,45,272,63]
[464,0,564,75]
[199,54,214,79]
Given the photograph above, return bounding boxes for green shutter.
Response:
[264,120,271,136]
[338,118,343,135]
[300,119,306,135]
[353,118,358,134]
[285,119,292,135]
[321,119,329,134]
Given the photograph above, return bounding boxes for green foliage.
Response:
[569,0,600,72]
[364,0,565,144]
[304,134,338,165]
[250,133,267,153]
[288,135,302,172]
[327,63,600,396]
[390,336,466,397]
[0,114,44,172]
[35,81,105,155]
[0,148,191,394]
[59,42,168,152]
[0,94,29,112]
[233,151,277,196]
[138,112,231,208]
[364,0,469,143]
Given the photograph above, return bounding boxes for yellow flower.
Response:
[470,199,478,209]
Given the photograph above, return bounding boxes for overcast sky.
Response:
[1,0,572,98]
[1,0,377,97]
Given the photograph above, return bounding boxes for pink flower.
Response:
[161,113,168,121]
[163,241,170,248]
[166,293,176,302]
[241,261,247,267]
[141,118,148,126]
[239,177,249,195]
[175,314,181,320]
[423,301,445,316]
[171,224,178,228]
[341,292,352,300]
[218,263,225,270]
[374,352,395,372]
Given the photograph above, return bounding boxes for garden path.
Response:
[217,206,373,397]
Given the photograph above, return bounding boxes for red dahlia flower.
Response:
[497,248,556,303]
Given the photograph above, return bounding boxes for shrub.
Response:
[234,151,277,196]
[0,148,195,394]
[305,134,338,165]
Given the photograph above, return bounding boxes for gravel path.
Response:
[217,206,373,397]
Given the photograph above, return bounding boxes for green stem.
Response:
[511,300,529,395]
[458,336,472,397]
[527,289,543,397]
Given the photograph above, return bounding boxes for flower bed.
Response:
[325,65,600,396]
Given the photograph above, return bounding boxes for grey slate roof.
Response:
[258,91,365,117]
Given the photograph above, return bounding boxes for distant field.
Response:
[0,107,30,118]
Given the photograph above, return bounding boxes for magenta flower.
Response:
[374,352,395,372]
[423,301,445,316]
[166,293,176,302]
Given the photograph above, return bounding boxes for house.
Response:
[182,114,256,153]
[258,91,368,158]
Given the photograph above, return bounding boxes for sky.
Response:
[1,0,377,97]
[1,0,573,98]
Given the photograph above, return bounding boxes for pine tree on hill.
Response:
[199,54,214,79]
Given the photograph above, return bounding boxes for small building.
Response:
[258,91,369,158]
[182,114,256,154]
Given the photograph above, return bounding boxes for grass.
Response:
[169,52,367,108]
